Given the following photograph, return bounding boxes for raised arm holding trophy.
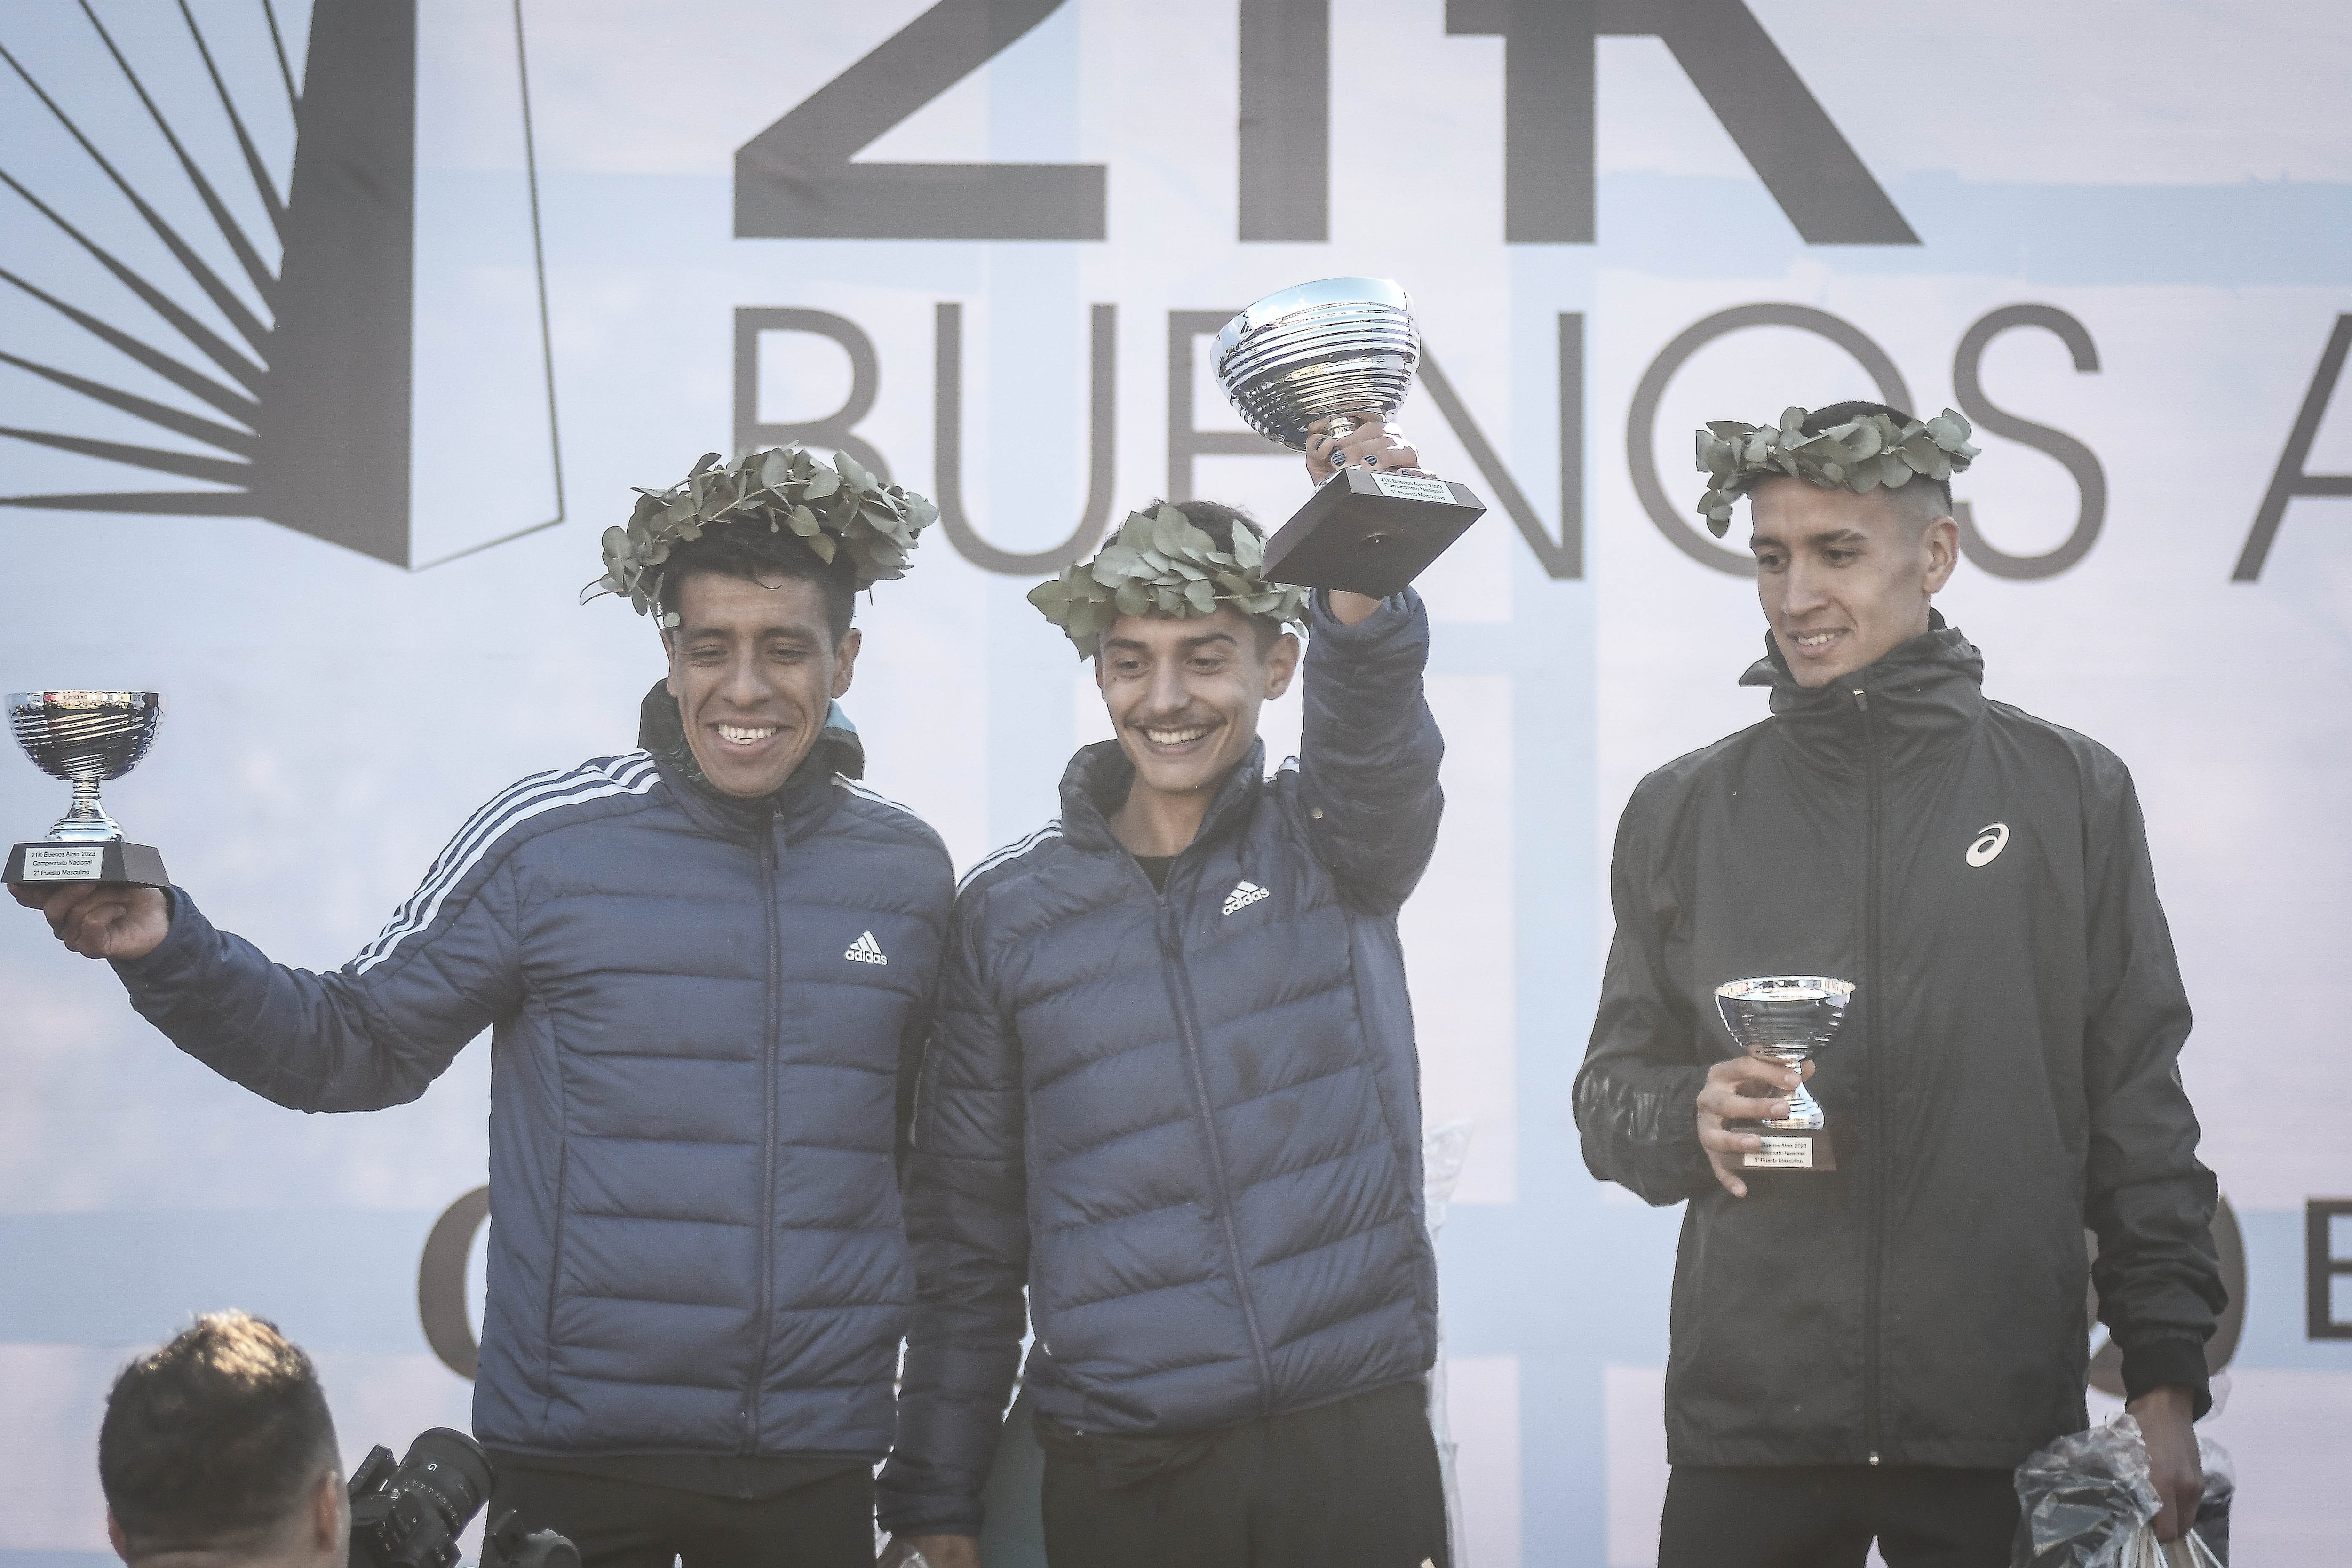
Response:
[883,313,1458,1568]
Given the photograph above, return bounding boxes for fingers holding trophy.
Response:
[1214,277,1487,597]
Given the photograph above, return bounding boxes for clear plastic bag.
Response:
[2011,1414,2233,1568]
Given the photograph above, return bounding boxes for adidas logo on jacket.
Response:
[882,590,1447,1540]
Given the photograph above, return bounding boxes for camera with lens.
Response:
[347,1428,577,1568]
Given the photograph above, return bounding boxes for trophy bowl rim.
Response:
[1214,276,1413,365]
[8,690,166,714]
[9,691,167,784]
[1714,974,1856,1003]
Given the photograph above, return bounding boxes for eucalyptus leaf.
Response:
[1687,405,1977,527]
[584,443,937,620]
[1025,503,1310,658]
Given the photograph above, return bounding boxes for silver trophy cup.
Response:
[1214,278,1486,597]
[5,691,171,886]
[1714,975,1856,1172]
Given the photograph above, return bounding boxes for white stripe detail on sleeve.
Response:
[833,772,920,819]
[350,751,661,976]
[957,819,1064,894]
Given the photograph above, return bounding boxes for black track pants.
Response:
[1038,1382,1450,1568]
[485,1461,873,1568]
[1657,1464,2018,1568]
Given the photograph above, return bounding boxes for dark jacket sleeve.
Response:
[109,860,523,1113]
[878,885,1030,1537]
[1573,780,1715,1204]
[2079,756,2224,1412]
[1294,588,1445,914]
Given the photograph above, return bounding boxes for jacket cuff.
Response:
[110,886,203,991]
[874,1493,983,1538]
[1308,585,1422,647]
[2120,1337,2211,1418]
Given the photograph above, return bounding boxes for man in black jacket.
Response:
[1574,402,2224,1567]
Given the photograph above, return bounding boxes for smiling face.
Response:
[1748,476,1959,688]
[1096,606,1298,803]
[661,571,859,797]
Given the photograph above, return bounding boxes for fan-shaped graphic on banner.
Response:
[0,0,561,568]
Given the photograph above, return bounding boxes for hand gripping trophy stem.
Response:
[1212,277,1486,597]
[1713,976,1856,1173]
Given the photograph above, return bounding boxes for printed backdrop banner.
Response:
[3,2,2349,1563]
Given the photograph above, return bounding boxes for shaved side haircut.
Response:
[1803,400,1956,534]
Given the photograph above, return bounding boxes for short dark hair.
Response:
[1801,400,1953,527]
[1134,498,1288,655]
[100,1312,338,1554]
[659,523,858,645]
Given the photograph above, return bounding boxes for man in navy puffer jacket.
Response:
[883,420,1451,1568]
[14,454,953,1566]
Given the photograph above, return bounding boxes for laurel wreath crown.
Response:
[1696,406,1980,536]
[1027,504,1311,658]
[582,446,938,628]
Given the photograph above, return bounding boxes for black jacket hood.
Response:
[1739,612,1987,778]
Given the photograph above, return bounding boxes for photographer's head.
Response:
[101,1313,345,1568]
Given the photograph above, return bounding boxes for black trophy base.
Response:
[1260,466,1488,597]
[1731,1121,1836,1172]
[5,840,170,887]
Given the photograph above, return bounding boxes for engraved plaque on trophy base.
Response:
[1727,1121,1836,1172]
[4,840,170,887]
[1259,466,1488,598]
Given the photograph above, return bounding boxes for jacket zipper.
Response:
[1156,884,1278,1417]
[746,811,785,1451]
[1855,685,1886,1466]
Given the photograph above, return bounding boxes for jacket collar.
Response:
[1057,736,1268,860]
[1739,612,1988,776]
[636,680,860,844]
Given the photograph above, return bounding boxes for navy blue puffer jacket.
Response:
[879,591,1445,1536]
[111,716,951,1461]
